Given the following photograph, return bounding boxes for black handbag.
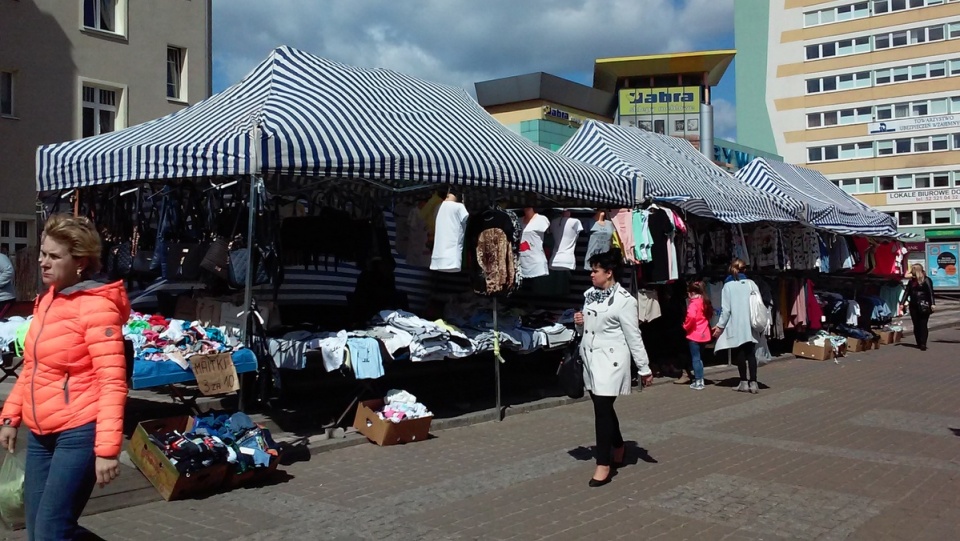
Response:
[201,237,232,281]
[557,336,584,399]
[164,242,207,281]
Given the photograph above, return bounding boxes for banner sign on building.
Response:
[886,188,960,205]
[926,242,960,289]
[617,87,702,138]
[868,114,960,135]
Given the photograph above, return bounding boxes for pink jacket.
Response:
[683,297,711,343]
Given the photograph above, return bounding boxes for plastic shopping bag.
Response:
[0,448,25,530]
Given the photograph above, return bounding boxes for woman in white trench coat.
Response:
[574,250,653,487]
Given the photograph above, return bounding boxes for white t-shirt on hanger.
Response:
[549,217,583,271]
[430,201,470,272]
[519,214,550,278]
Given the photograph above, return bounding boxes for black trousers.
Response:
[733,342,758,382]
[910,309,931,348]
[590,393,623,466]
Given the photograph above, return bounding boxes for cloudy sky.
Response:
[212,0,737,139]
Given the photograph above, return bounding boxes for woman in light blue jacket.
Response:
[574,250,653,487]
[712,258,760,394]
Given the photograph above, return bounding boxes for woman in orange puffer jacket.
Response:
[0,214,129,540]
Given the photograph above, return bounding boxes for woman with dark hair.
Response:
[574,249,652,487]
[712,258,761,393]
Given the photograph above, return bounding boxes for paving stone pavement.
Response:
[4,325,960,540]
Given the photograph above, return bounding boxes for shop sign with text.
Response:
[868,114,960,135]
[886,188,960,205]
[619,87,701,116]
[541,105,583,126]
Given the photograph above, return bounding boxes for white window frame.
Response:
[80,0,128,38]
[0,70,13,118]
[804,2,869,27]
[166,46,187,102]
[78,77,126,139]
[934,208,951,225]
[0,214,35,258]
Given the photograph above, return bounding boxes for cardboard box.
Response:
[877,331,897,344]
[353,399,432,446]
[222,455,279,490]
[893,330,903,343]
[128,416,228,501]
[792,341,845,361]
[846,338,868,352]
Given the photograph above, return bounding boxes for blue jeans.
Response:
[25,422,97,541]
[688,340,704,381]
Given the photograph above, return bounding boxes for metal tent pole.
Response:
[493,296,504,421]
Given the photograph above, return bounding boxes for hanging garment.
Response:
[465,207,522,296]
[632,210,654,263]
[430,200,470,272]
[405,209,431,268]
[583,219,615,270]
[610,209,638,264]
[641,209,673,283]
[731,225,751,267]
[519,214,550,279]
[662,208,680,281]
[548,216,583,271]
[805,279,823,331]
[750,226,780,269]
[636,288,662,323]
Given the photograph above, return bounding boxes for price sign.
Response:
[189,353,240,396]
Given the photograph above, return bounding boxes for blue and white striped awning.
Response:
[36,46,636,207]
[556,121,805,224]
[736,158,899,237]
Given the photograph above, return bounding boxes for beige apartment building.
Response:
[736,0,960,238]
[0,0,211,256]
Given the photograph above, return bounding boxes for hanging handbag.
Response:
[556,336,584,399]
[164,242,207,281]
[228,243,269,288]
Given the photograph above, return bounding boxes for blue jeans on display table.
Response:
[25,422,97,541]
[689,340,704,381]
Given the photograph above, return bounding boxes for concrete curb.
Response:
[296,310,960,456]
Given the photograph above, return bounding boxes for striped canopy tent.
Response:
[736,158,899,238]
[556,120,806,224]
[36,46,636,207]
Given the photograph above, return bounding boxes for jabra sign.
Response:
[630,91,696,105]
[618,86,701,115]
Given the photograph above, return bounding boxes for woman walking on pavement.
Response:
[683,281,713,390]
[0,215,130,540]
[574,249,653,487]
[903,263,935,351]
[712,258,761,394]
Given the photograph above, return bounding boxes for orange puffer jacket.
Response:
[1,280,130,457]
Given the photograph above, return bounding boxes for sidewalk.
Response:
[2,315,959,539]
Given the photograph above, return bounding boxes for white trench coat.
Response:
[578,285,652,396]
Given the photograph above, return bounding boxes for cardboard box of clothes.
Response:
[877,331,902,345]
[354,399,432,446]
[128,416,229,501]
[845,338,869,352]
[792,341,845,361]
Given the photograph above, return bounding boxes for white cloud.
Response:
[212,0,734,92]
[712,97,737,141]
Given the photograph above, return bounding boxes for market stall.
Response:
[34,46,644,422]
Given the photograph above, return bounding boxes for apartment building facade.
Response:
[0,0,211,256]
[736,0,960,238]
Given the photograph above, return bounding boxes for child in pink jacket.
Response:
[683,281,713,390]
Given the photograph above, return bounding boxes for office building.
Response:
[0,0,212,258]
[736,0,960,238]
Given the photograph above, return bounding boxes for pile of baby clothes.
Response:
[124,312,240,365]
[148,412,279,475]
[378,389,432,423]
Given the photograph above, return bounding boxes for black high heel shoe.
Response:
[589,473,612,487]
